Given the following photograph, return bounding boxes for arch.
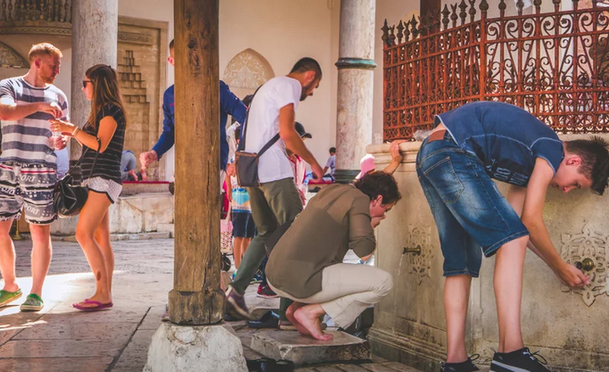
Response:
[223,48,275,89]
[0,42,29,68]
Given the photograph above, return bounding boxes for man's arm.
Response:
[383,140,406,175]
[220,82,247,125]
[521,158,589,288]
[0,97,62,121]
[279,104,323,179]
[141,90,174,166]
[349,196,377,260]
[151,94,175,158]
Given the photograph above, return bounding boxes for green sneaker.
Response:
[0,288,22,307]
[20,293,44,312]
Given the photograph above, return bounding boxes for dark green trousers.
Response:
[230,178,302,319]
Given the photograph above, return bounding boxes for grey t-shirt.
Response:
[266,184,375,298]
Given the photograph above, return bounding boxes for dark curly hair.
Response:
[353,171,401,205]
[565,136,609,195]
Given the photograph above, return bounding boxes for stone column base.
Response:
[334,169,360,184]
[144,322,247,372]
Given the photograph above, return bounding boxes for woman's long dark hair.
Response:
[84,64,127,129]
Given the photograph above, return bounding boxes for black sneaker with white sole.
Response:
[491,347,551,372]
[440,355,480,372]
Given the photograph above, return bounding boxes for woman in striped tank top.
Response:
[50,64,127,311]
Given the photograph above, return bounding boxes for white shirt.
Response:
[244,76,301,183]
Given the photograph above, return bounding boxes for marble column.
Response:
[334,0,376,183]
[70,0,118,160]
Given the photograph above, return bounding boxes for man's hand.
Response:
[389,140,406,163]
[38,102,63,118]
[311,163,324,180]
[554,262,590,289]
[371,216,384,228]
[53,135,68,150]
[140,150,158,167]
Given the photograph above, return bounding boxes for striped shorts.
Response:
[0,162,57,225]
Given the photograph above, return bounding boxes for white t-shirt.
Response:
[244,76,301,183]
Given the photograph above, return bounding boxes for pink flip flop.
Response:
[72,299,113,312]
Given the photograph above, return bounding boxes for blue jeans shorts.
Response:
[416,132,529,277]
[232,212,256,238]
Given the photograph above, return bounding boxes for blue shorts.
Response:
[232,212,256,238]
[416,132,529,277]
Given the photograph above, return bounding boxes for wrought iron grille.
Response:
[382,0,609,141]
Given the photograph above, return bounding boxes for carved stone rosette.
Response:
[406,224,433,285]
[560,222,608,307]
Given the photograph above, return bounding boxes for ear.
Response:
[372,195,383,206]
[34,59,41,68]
[566,155,582,167]
[305,70,316,83]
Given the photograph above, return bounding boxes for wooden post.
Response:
[169,0,224,325]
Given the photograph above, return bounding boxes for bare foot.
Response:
[294,305,333,341]
[285,302,310,336]
[128,169,139,181]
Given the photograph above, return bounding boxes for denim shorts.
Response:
[232,212,256,238]
[416,132,529,277]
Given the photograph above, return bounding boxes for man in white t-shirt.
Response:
[226,58,324,323]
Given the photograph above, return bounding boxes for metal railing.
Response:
[382,0,609,141]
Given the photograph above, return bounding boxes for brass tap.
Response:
[403,245,421,255]
[575,258,595,272]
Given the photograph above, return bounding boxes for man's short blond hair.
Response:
[28,43,62,62]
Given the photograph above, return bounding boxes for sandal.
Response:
[72,299,113,312]
[0,288,22,308]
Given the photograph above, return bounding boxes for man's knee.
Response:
[375,270,393,297]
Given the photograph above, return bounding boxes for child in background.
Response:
[225,161,256,269]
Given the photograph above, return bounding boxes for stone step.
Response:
[121,87,147,96]
[250,330,370,366]
[157,223,174,236]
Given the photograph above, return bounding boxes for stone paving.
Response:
[0,238,425,372]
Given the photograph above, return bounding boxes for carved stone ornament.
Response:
[223,48,275,89]
[406,224,434,285]
[0,41,28,68]
[560,222,608,307]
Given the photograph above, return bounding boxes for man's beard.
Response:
[300,80,316,101]
[40,72,55,84]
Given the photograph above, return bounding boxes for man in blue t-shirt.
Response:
[139,39,247,179]
[417,101,609,372]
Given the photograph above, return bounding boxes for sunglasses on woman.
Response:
[82,80,92,89]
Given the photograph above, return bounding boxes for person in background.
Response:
[139,39,246,184]
[356,140,406,180]
[225,161,255,269]
[121,150,138,181]
[322,147,336,180]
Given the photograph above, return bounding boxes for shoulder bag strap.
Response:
[237,85,263,152]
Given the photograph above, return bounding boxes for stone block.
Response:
[144,323,247,372]
[250,330,370,366]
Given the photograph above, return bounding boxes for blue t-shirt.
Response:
[436,101,564,187]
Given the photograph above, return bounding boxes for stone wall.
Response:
[367,141,609,372]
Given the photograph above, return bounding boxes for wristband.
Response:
[71,126,79,136]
